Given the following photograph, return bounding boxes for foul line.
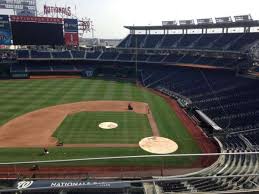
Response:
[0,152,258,165]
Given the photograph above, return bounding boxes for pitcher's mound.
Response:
[99,122,118,130]
[139,137,178,154]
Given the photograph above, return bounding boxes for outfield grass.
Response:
[54,112,152,144]
[0,78,201,165]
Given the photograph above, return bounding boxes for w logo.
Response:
[17,181,34,189]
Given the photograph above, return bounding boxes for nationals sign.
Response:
[13,180,130,191]
[44,5,72,17]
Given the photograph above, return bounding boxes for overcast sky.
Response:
[4,0,259,39]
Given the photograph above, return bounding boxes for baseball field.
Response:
[0,78,203,167]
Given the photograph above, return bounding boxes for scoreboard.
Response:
[11,22,64,45]
[10,15,65,45]
[0,15,79,46]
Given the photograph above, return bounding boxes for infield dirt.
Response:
[0,101,160,148]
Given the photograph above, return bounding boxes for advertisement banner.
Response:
[0,30,12,45]
[0,15,10,30]
[15,180,130,190]
[64,19,78,32]
[10,15,63,24]
[65,32,79,46]
[0,15,11,45]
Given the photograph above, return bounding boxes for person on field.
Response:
[43,148,49,155]
[128,103,133,110]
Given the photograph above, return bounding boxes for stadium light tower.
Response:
[91,21,95,38]
[135,34,138,85]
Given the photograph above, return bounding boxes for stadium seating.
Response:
[99,52,119,60]
[14,48,252,70]
[31,50,51,59]
[193,56,217,65]
[17,50,98,60]
[155,134,259,192]
[52,51,71,59]
[244,131,259,146]
[134,54,150,62]
[143,35,164,48]
[71,51,86,59]
[163,54,184,63]
[227,33,259,51]
[139,65,259,132]
[210,33,241,50]
[178,55,198,63]
[157,181,190,192]
[148,54,166,62]
[17,50,30,58]
[86,51,102,59]
[116,53,134,61]
[118,35,131,48]
[160,34,183,48]
[177,34,202,48]
[127,35,146,48]
[117,33,259,51]
[194,34,220,49]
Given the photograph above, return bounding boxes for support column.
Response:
[226,28,229,33]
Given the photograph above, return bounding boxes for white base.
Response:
[99,122,118,129]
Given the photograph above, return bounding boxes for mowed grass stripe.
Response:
[102,81,117,100]
[53,112,152,144]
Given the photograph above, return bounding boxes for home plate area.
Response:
[139,137,179,154]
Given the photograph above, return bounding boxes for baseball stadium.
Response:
[0,0,259,193]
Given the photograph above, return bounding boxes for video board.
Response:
[64,18,79,46]
[0,15,12,45]
[11,22,64,45]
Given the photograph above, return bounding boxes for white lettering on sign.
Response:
[17,181,34,189]
[44,5,71,17]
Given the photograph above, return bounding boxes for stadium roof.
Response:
[125,20,259,30]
